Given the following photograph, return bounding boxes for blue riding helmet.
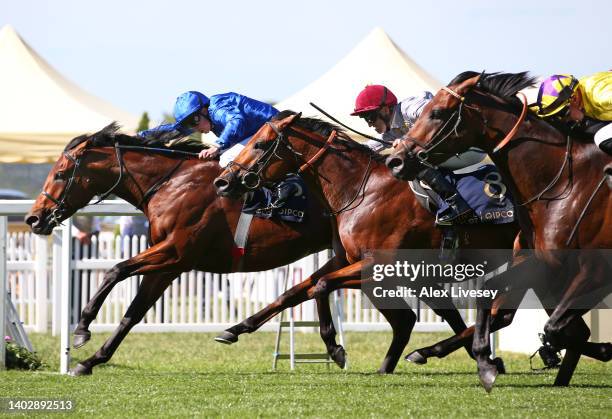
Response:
[138,91,210,138]
[174,91,210,125]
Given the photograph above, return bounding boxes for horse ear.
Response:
[278,112,301,130]
[475,70,486,88]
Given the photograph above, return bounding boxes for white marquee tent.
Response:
[274,27,441,140]
[0,25,138,163]
[201,27,441,146]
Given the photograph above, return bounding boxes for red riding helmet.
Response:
[351,85,398,116]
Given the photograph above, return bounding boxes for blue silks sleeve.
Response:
[215,114,247,150]
[138,123,193,140]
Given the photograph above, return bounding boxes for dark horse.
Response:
[213,111,519,373]
[387,71,612,390]
[25,123,470,376]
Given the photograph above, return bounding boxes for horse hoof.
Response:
[492,357,506,374]
[214,331,238,345]
[405,351,427,365]
[478,366,498,393]
[331,346,346,369]
[73,331,91,349]
[68,363,92,377]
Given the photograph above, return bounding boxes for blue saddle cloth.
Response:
[434,165,515,225]
[242,175,308,223]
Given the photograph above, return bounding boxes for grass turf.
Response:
[1,331,610,418]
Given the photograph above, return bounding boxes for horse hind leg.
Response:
[215,256,350,344]
[315,294,346,369]
[70,273,175,376]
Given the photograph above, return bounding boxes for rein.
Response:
[41,143,195,225]
[228,120,373,216]
[41,143,125,225]
[298,130,337,173]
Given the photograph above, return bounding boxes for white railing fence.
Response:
[1,200,469,338]
[1,199,480,372]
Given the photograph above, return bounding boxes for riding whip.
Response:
[309,102,392,146]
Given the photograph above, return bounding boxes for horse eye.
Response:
[54,171,65,181]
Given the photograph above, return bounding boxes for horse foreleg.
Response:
[73,241,177,348]
[377,308,417,374]
[543,255,611,386]
[215,256,346,344]
[70,273,176,376]
[407,289,524,367]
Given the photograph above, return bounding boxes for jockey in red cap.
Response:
[352,85,484,225]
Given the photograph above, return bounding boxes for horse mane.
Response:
[450,71,538,100]
[273,110,384,162]
[64,122,206,153]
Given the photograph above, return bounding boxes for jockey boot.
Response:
[271,180,299,208]
[417,167,474,226]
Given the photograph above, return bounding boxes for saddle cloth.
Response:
[242,175,308,223]
[411,164,515,225]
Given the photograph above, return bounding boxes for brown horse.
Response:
[24,123,346,375]
[26,123,473,376]
[213,111,519,373]
[387,71,612,390]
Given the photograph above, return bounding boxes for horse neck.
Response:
[289,129,381,212]
[95,149,208,210]
[487,115,574,204]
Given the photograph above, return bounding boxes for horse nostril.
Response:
[385,156,405,172]
[25,215,40,227]
[213,177,230,192]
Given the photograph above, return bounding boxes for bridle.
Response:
[401,85,528,167]
[40,141,190,227]
[41,143,125,226]
[402,84,574,207]
[225,121,338,191]
[224,120,372,215]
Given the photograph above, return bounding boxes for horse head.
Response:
[25,123,125,234]
[386,71,538,180]
[214,112,305,199]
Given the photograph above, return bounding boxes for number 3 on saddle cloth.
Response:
[410,164,515,259]
[241,174,308,223]
[429,165,515,226]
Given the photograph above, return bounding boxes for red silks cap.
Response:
[351,85,398,115]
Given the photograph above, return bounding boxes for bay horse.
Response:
[387,71,612,390]
[213,111,519,373]
[24,123,340,375]
[25,123,469,376]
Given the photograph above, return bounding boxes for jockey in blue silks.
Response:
[139,91,279,164]
[140,91,302,206]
